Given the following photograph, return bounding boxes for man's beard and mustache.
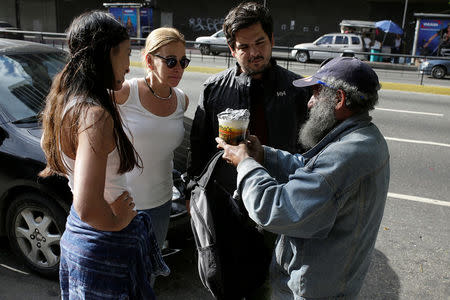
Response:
[299,93,337,151]
[242,55,270,76]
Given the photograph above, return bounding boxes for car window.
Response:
[351,37,360,44]
[335,36,348,45]
[0,52,67,122]
[316,36,333,45]
[216,31,225,38]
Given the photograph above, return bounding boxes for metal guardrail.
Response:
[1,28,449,85]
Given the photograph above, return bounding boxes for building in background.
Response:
[0,0,448,54]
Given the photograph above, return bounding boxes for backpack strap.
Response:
[196,150,225,188]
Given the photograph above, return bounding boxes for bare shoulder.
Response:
[114,80,131,105]
[79,105,115,153]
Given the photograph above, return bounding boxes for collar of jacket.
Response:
[234,58,278,85]
[302,112,373,159]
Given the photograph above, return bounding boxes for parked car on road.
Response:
[0,38,189,277]
[194,29,229,55]
[419,59,450,79]
[290,33,365,63]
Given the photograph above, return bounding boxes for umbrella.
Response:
[375,20,403,35]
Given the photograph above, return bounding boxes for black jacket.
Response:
[188,59,310,177]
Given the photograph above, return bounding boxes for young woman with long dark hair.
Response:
[40,10,168,299]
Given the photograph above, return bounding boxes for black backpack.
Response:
[189,151,272,300]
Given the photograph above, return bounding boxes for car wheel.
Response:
[200,45,211,55]
[6,192,67,278]
[431,65,446,79]
[295,51,309,63]
[211,51,220,56]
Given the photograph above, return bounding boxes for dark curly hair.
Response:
[223,2,273,49]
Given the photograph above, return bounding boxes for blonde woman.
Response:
[115,27,189,251]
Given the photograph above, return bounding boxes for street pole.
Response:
[15,0,21,28]
[402,0,408,29]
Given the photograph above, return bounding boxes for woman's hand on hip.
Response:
[110,191,137,224]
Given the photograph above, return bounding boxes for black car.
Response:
[0,38,189,277]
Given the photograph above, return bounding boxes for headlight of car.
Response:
[421,61,430,69]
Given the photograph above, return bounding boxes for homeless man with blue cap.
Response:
[216,56,390,299]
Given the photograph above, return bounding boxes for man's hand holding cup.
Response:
[216,134,264,167]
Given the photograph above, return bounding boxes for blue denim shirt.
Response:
[236,112,390,299]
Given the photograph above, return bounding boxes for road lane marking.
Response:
[388,193,450,207]
[385,137,450,148]
[0,264,29,275]
[376,108,444,117]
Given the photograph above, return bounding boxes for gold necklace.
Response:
[144,77,172,100]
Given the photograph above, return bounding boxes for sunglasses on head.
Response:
[153,54,190,69]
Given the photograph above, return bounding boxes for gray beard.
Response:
[299,96,337,151]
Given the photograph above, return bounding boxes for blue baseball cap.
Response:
[293,57,379,95]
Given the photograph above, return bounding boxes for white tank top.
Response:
[119,78,185,209]
[60,98,128,204]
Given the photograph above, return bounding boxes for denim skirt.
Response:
[59,206,169,299]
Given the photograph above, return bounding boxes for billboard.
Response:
[416,19,450,56]
[122,8,137,37]
[108,6,151,39]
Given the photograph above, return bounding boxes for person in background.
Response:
[39,11,168,299]
[370,37,382,62]
[391,34,402,63]
[363,33,372,52]
[363,33,372,61]
[115,27,189,253]
[217,56,390,299]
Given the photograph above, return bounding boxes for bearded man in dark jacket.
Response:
[188,2,310,178]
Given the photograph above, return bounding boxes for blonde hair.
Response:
[141,27,185,70]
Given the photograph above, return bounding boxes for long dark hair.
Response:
[40,10,141,177]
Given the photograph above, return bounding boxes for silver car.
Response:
[419,59,450,79]
[291,33,365,63]
[194,30,229,55]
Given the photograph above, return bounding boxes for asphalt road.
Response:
[178,50,450,88]
[0,60,449,299]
